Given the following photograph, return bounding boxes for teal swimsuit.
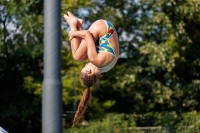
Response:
[96,20,117,57]
[96,20,118,73]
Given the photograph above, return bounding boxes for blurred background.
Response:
[1,0,200,133]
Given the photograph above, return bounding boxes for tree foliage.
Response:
[1,0,200,132]
[0,0,43,132]
[83,0,200,115]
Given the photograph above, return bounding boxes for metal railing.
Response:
[121,126,170,133]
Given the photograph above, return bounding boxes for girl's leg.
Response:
[63,12,88,61]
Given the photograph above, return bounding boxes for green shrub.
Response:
[176,111,200,133]
[64,113,136,133]
[64,111,200,133]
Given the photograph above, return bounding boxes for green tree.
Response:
[61,0,200,126]
[1,0,200,132]
[0,0,43,132]
[92,0,200,114]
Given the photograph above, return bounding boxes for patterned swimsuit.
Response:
[96,20,118,73]
[96,20,117,57]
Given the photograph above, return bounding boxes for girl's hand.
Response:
[69,30,74,41]
[69,30,90,41]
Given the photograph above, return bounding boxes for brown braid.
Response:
[71,72,102,127]
[71,88,91,128]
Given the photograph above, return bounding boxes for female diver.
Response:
[63,11,119,127]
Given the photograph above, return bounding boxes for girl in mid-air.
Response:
[63,12,119,127]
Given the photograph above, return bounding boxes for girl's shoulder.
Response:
[89,20,107,38]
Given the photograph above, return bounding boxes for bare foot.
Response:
[63,13,78,30]
[67,11,84,30]
[77,18,83,30]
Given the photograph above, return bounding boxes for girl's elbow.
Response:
[89,57,98,64]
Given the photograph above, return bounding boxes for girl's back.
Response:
[88,19,119,70]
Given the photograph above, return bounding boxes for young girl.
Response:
[63,12,119,127]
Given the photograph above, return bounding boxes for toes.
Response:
[67,11,74,17]
[64,12,79,28]
[63,14,69,20]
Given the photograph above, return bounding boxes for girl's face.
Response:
[81,62,100,75]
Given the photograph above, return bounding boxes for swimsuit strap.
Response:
[100,20,117,40]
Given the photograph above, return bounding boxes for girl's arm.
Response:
[68,30,88,61]
[70,30,104,66]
